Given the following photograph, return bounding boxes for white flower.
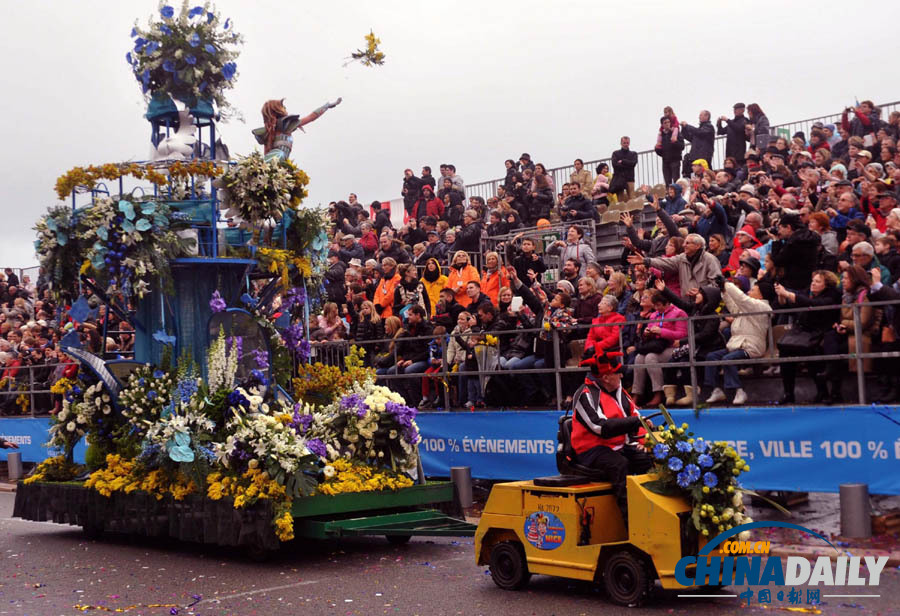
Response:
[66,421,76,432]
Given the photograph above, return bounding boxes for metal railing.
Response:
[303,296,900,411]
[466,100,900,202]
[0,362,75,418]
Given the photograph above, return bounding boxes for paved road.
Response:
[2,493,899,616]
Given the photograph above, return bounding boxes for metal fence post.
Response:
[687,314,698,411]
[852,303,866,405]
[441,334,451,411]
[552,329,563,408]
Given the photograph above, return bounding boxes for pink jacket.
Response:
[650,304,688,345]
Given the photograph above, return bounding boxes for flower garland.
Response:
[256,248,312,288]
[642,412,752,540]
[215,153,310,234]
[317,458,412,496]
[23,456,84,485]
[34,206,84,297]
[127,1,243,117]
[55,160,223,200]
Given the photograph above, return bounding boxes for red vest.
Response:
[571,386,644,454]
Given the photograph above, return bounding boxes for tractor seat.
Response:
[556,415,610,482]
[532,475,593,487]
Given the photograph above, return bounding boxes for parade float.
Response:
[15,1,472,555]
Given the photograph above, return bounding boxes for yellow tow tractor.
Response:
[474,411,716,606]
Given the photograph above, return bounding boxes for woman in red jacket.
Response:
[584,294,626,354]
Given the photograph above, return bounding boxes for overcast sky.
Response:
[2,0,899,268]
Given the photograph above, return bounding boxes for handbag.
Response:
[776,327,823,356]
[635,336,670,356]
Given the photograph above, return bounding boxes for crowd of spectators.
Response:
[312,100,900,410]
[0,268,134,415]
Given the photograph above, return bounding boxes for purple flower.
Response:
[307,438,327,458]
[221,61,236,81]
[290,407,313,435]
[251,349,269,370]
[282,287,307,310]
[162,59,176,72]
[209,290,226,313]
[160,5,175,19]
[185,54,197,65]
[297,339,311,361]
[189,32,201,47]
[188,6,205,18]
[204,43,216,54]
[340,394,368,418]
[225,336,242,359]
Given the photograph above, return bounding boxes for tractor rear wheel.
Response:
[489,541,531,590]
[602,550,654,606]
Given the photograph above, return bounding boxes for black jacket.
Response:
[374,208,393,234]
[682,120,715,163]
[611,148,638,182]
[402,175,422,213]
[324,260,347,304]
[771,228,821,290]
[625,207,679,257]
[655,128,684,163]
[506,244,548,283]
[717,116,749,161]
[663,285,724,357]
[452,221,482,253]
[337,242,365,264]
[787,286,842,335]
[377,242,411,264]
[559,194,596,222]
[395,320,434,363]
[432,298,464,329]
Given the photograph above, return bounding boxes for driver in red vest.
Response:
[571,349,651,523]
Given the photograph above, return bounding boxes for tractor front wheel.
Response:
[602,550,654,606]
[489,541,531,590]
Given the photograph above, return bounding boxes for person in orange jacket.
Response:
[374,257,401,318]
[446,250,480,305]
[480,251,509,306]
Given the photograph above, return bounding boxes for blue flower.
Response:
[676,472,691,488]
[163,59,176,72]
[126,52,134,66]
[703,472,718,488]
[204,43,216,54]
[145,41,160,55]
[222,61,236,80]
[138,378,146,387]
[684,463,701,483]
[160,5,175,19]
[185,54,196,65]
[148,390,158,400]
[141,69,151,85]
[693,439,709,453]
[189,32,201,47]
[223,18,231,30]
[667,457,683,472]
[130,27,139,38]
[134,37,146,51]
[652,444,669,460]
[198,80,208,92]
[159,24,172,36]
[206,11,215,24]
[249,369,268,386]
[153,370,165,379]
[188,6,205,18]
[697,453,714,469]
[676,441,692,453]
[307,438,327,458]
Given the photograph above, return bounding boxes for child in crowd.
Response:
[656,106,680,146]
[420,325,448,408]
[447,311,483,410]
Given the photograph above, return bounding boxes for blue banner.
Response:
[0,419,85,464]
[417,406,900,495]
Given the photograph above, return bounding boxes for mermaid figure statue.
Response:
[252,98,342,161]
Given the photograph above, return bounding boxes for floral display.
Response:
[127,1,243,117]
[85,454,197,501]
[23,456,84,485]
[345,30,386,67]
[49,381,113,459]
[54,160,223,200]
[206,468,293,540]
[77,197,193,298]
[317,459,413,496]
[215,152,310,238]
[293,346,374,406]
[34,207,84,296]
[49,377,77,395]
[118,365,177,438]
[641,409,753,539]
[256,248,312,288]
